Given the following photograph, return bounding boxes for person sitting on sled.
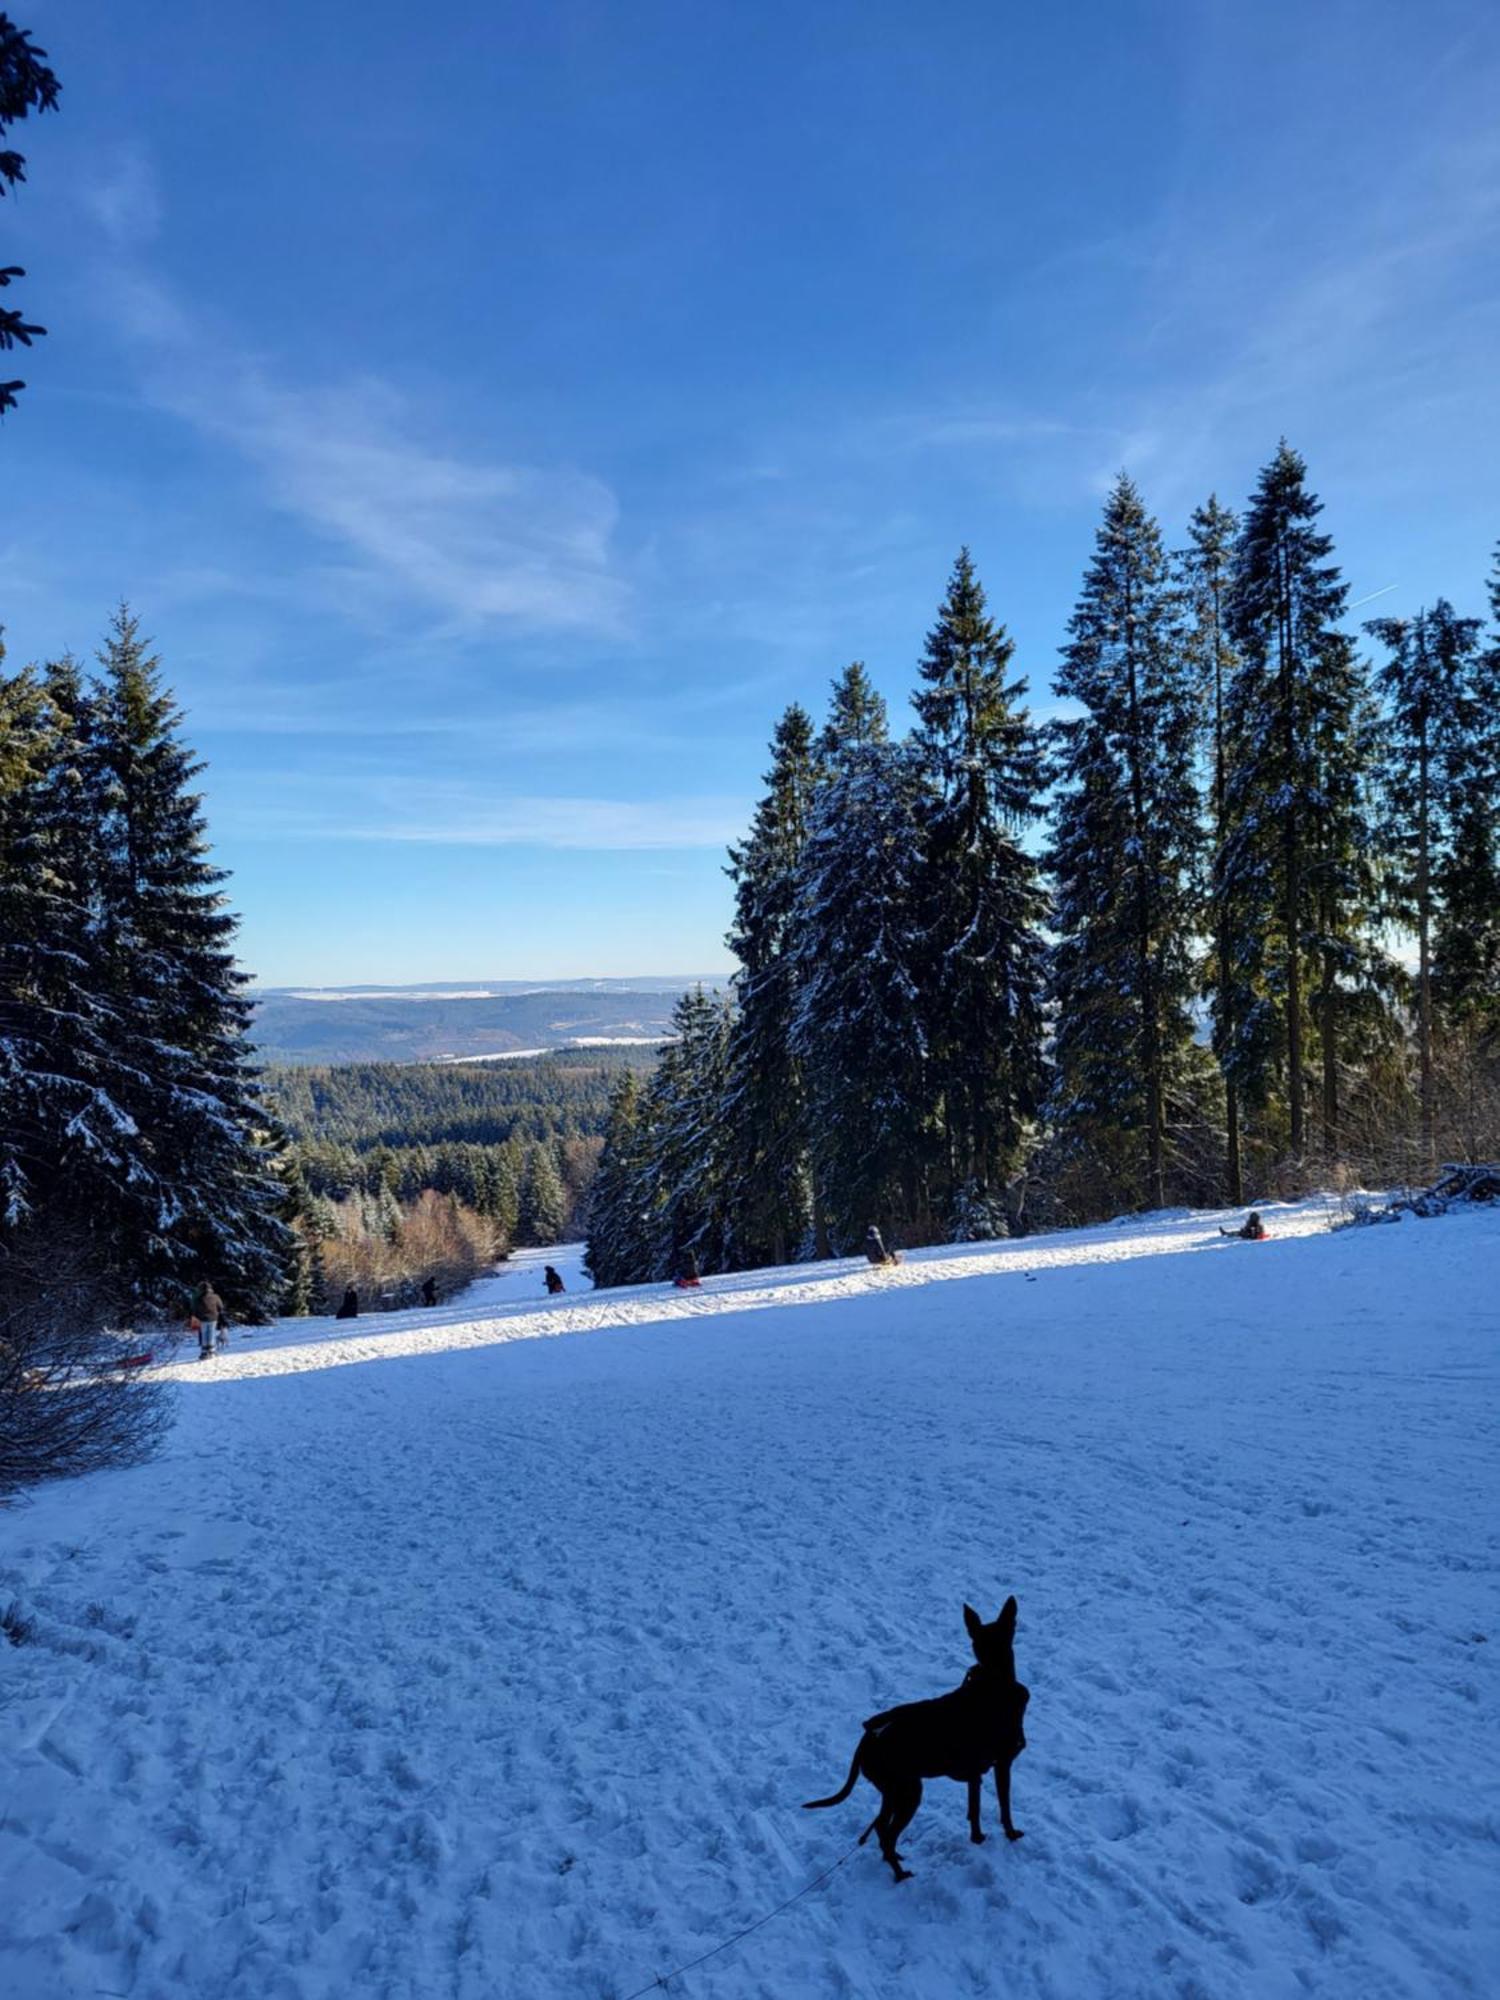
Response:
[1219,1211,1267,1241]
[673,1249,702,1290]
[544,1265,566,1295]
[862,1223,900,1267]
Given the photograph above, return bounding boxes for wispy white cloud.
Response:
[85,177,628,637]
[220,774,746,850]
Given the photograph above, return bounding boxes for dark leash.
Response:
[615,1839,862,1999]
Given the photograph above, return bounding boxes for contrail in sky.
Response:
[1348,583,1399,611]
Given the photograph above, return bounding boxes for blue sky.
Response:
[4,0,1497,985]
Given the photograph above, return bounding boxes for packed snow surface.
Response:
[2,1207,1496,1999]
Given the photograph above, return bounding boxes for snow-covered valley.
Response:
[1,1208,1496,1999]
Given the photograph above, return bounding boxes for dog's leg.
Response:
[995,1757,1024,1842]
[881,1778,921,1882]
[967,1775,986,1845]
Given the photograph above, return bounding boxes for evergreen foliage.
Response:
[1367,599,1485,1163]
[912,551,1048,1229]
[721,705,817,1267]
[1047,478,1203,1210]
[585,1070,653,1288]
[1,612,287,1323]
[816,661,889,763]
[1219,442,1377,1158]
[789,741,935,1249]
[1178,496,1245,1200]
[0,12,61,416]
[1429,549,1500,1031]
[84,610,289,1313]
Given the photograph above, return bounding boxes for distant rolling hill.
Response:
[250,979,726,1066]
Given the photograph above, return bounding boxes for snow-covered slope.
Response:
[2,1203,1496,1999]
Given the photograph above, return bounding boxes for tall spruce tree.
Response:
[1221,442,1368,1159]
[1431,549,1500,1031]
[789,740,934,1248]
[0,648,136,1245]
[1367,600,1484,1165]
[585,1069,653,1288]
[85,608,287,1313]
[721,706,817,1267]
[625,988,733,1278]
[1178,496,1245,1200]
[517,1143,567,1245]
[1048,477,1201,1211]
[912,550,1048,1229]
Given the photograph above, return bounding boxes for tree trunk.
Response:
[1226,1082,1243,1206]
[1320,937,1338,1159]
[1277,549,1305,1156]
[1123,586,1165,1208]
[1417,723,1434,1174]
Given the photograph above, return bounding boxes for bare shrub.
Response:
[305,1189,496,1313]
[0,1229,175,1494]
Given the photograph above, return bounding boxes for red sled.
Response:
[672,1277,702,1290]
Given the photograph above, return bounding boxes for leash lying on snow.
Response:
[614,1839,861,1999]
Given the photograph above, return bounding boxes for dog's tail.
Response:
[803,1737,865,1811]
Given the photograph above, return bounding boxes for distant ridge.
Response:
[252,979,728,1066]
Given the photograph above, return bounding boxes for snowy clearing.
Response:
[1,1202,1497,1999]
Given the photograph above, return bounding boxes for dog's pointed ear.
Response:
[998,1595,1018,1633]
[963,1603,983,1645]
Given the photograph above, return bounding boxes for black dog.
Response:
[803,1597,1029,1881]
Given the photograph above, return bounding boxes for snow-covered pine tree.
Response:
[1368,600,1484,1167]
[0,650,137,1248]
[1221,442,1366,1160]
[1047,477,1202,1213]
[517,1143,567,1245]
[632,987,733,1277]
[789,740,934,1248]
[720,706,817,1267]
[85,607,288,1316]
[911,550,1048,1231]
[816,661,889,765]
[1303,627,1387,1159]
[585,1068,654,1287]
[1431,549,1500,1038]
[1178,496,1245,1202]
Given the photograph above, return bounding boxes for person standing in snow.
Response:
[863,1224,899,1267]
[194,1283,223,1359]
[421,1276,438,1307]
[543,1265,566,1295]
[335,1286,359,1319]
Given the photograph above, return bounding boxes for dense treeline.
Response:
[266,1054,636,1309]
[267,1050,635,1153]
[589,445,1500,1284]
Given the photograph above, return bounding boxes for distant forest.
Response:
[265,1051,651,1309]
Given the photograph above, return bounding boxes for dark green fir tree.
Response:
[1178,495,1246,1200]
[1367,599,1484,1166]
[86,607,288,1315]
[1221,442,1375,1159]
[721,705,817,1266]
[1048,477,1202,1212]
[912,550,1048,1232]
[789,741,934,1248]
